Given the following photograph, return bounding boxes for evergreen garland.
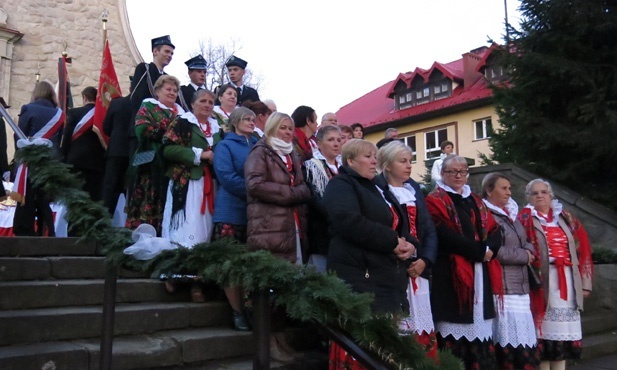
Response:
[18,144,462,370]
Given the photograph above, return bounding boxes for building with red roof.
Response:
[336,44,505,181]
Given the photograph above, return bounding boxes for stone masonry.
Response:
[1,0,140,159]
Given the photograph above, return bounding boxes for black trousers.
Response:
[13,180,55,236]
[72,167,104,202]
[102,156,129,216]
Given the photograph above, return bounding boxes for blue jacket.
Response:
[213,131,257,225]
[17,99,63,151]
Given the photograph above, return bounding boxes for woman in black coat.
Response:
[323,138,416,369]
[374,141,438,359]
[323,139,416,313]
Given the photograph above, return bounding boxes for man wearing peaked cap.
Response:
[128,35,176,159]
[225,55,259,106]
[180,55,208,112]
[151,35,175,49]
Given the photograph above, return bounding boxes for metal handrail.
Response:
[100,281,388,370]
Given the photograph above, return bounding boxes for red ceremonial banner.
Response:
[93,40,122,148]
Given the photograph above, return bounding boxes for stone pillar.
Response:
[0,8,24,106]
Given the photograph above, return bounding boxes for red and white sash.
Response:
[11,107,65,204]
[71,107,95,140]
[32,107,65,140]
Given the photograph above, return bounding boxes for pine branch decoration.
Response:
[18,144,462,370]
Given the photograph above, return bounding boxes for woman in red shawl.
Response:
[518,179,593,370]
[426,155,503,370]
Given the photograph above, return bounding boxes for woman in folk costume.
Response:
[160,89,221,302]
[302,125,342,271]
[482,173,539,370]
[126,75,184,235]
[374,141,439,360]
[212,83,237,132]
[518,179,593,370]
[425,155,503,370]
[323,139,416,370]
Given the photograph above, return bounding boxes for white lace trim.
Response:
[142,98,185,114]
[180,111,221,141]
[492,294,537,347]
[524,200,563,226]
[437,181,472,198]
[389,184,416,206]
[483,197,518,222]
[538,265,582,341]
[436,263,494,341]
[398,277,434,335]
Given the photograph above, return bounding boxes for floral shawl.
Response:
[163,113,220,223]
[426,186,504,313]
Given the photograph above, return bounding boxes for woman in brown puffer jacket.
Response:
[244,111,311,362]
[245,111,311,263]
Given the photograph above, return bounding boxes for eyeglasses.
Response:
[443,170,468,176]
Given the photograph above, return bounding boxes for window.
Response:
[399,95,405,104]
[434,84,441,94]
[406,92,412,101]
[423,87,430,97]
[425,128,448,159]
[416,91,422,99]
[442,82,448,92]
[474,118,493,140]
[402,135,417,163]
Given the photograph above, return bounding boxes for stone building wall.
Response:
[0,0,141,159]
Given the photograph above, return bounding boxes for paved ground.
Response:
[570,354,617,370]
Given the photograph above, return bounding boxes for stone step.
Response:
[0,327,254,370]
[582,330,617,360]
[0,256,151,281]
[147,351,329,370]
[0,237,100,257]
[582,309,617,336]
[0,278,192,310]
[0,301,231,346]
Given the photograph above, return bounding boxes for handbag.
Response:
[527,264,542,289]
[132,150,155,166]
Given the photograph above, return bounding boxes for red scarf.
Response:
[518,207,593,330]
[426,187,503,313]
[293,128,313,160]
[284,154,302,238]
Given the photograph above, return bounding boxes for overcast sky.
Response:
[126,0,521,120]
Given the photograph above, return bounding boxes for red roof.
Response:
[337,47,494,130]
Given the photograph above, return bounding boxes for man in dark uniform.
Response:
[61,86,105,202]
[180,55,207,112]
[128,35,175,156]
[226,55,260,105]
[101,95,132,216]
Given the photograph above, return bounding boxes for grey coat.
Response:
[491,210,535,295]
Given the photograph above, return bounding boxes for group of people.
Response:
[324,144,593,370]
[9,34,594,370]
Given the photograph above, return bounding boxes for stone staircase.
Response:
[579,263,617,362]
[0,237,325,370]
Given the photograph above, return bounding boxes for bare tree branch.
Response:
[191,39,263,91]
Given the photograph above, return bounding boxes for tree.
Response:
[489,0,617,210]
[191,39,263,92]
